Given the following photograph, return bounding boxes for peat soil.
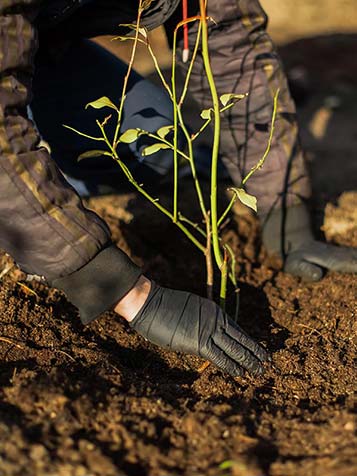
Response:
[0,37,357,476]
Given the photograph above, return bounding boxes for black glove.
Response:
[260,204,357,281]
[130,283,269,377]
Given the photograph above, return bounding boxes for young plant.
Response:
[65,0,278,315]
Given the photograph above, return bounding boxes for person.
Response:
[0,0,356,377]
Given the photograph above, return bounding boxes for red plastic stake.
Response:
[182,0,189,62]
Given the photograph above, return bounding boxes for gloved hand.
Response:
[260,204,357,281]
[130,283,269,377]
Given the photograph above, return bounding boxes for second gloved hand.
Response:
[284,239,357,279]
[261,204,357,281]
[130,283,269,377]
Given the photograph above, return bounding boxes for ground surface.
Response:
[1,11,357,476]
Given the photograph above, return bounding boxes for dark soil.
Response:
[0,36,357,476]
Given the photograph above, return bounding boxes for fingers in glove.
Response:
[290,241,357,274]
[308,241,357,272]
[284,256,324,282]
[213,332,265,375]
[205,341,244,377]
[224,320,270,364]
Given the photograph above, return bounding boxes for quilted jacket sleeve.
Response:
[0,0,142,323]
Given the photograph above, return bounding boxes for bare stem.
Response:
[172,27,180,222]
[219,249,228,310]
[146,39,172,99]
[205,215,214,300]
[179,20,202,106]
[113,4,144,148]
[63,125,105,142]
[218,194,236,228]
[113,34,172,98]
[217,89,280,226]
[178,213,207,239]
[199,0,223,269]
[177,107,208,218]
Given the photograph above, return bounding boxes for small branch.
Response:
[224,243,237,287]
[177,107,208,218]
[112,158,206,253]
[217,91,279,225]
[63,125,105,142]
[179,19,202,106]
[217,194,236,228]
[242,89,280,185]
[112,27,172,99]
[191,102,236,141]
[178,213,207,239]
[0,264,15,280]
[0,337,24,350]
[113,3,144,148]
[146,38,172,99]
[96,120,112,150]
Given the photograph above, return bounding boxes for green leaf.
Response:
[220,93,247,107]
[230,187,257,212]
[78,150,112,161]
[219,461,235,470]
[119,129,143,144]
[142,143,171,156]
[200,108,213,120]
[85,96,118,111]
[157,125,174,139]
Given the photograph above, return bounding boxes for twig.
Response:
[0,336,76,362]
[297,323,326,339]
[220,249,228,310]
[54,349,76,362]
[113,158,206,253]
[199,0,223,270]
[113,2,144,148]
[198,360,211,373]
[0,336,24,349]
[205,216,213,301]
[0,264,15,280]
[17,282,39,297]
[242,89,280,185]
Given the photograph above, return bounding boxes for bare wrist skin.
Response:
[114,275,151,322]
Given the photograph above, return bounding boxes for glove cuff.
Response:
[259,204,314,257]
[129,281,159,328]
[51,244,142,324]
